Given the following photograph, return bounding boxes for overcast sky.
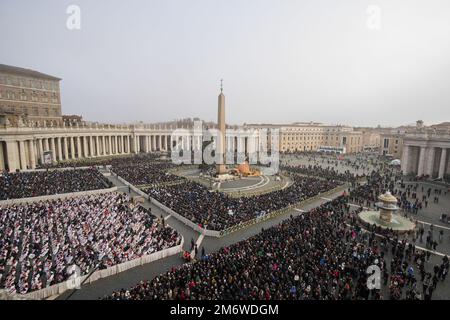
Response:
[1,0,450,127]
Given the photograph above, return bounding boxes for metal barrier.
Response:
[115,168,349,239]
[219,184,348,237]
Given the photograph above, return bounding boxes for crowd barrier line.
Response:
[0,186,118,206]
[22,238,184,300]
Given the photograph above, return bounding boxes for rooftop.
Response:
[0,64,61,81]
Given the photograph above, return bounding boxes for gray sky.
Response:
[1,0,450,127]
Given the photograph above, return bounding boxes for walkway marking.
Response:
[221,175,270,192]
[348,203,367,208]
[294,208,306,213]
[416,220,450,231]
[320,197,332,201]
[345,223,448,257]
[164,214,172,221]
[190,234,205,258]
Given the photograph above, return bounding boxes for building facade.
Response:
[0,115,262,172]
[0,64,62,124]
[245,122,363,154]
[380,133,403,158]
[401,122,450,179]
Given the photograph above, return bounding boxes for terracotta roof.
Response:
[0,64,61,81]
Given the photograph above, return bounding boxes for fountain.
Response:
[358,191,416,232]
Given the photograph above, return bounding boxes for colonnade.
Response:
[0,126,266,172]
[0,134,135,171]
[402,144,449,178]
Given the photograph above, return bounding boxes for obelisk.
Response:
[217,79,227,175]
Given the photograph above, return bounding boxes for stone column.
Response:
[94,136,99,156]
[401,145,410,174]
[38,138,44,164]
[69,137,75,159]
[82,136,88,157]
[143,136,149,153]
[57,137,63,161]
[108,136,112,155]
[115,136,120,154]
[424,147,435,177]
[438,148,448,179]
[89,136,94,157]
[28,140,36,169]
[76,136,82,159]
[134,136,139,153]
[18,140,27,169]
[43,138,49,152]
[50,138,57,162]
[6,141,20,172]
[0,143,5,171]
[102,136,106,156]
[236,136,245,163]
[417,146,426,176]
[63,137,69,160]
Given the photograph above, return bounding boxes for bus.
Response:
[317,146,346,154]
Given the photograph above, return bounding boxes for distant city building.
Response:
[0,64,62,124]
[245,122,363,154]
[380,133,404,158]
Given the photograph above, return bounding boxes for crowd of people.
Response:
[0,168,113,200]
[281,152,386,176]
[0,192,181,294]
[145,174,341,231]
[111,162,184,186]
[281,164,362,184]
[105,195,449,300]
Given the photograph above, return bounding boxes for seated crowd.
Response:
[0,192,181,294]
[145,174,341,231]
[106,195,448,300]
[37,153,163,169]
[111,162,184,186]
[0,168,113,200]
